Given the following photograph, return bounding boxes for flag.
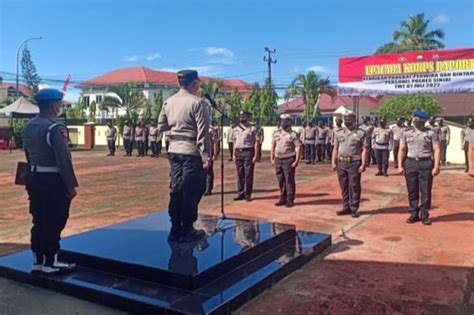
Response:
[62,74,72,95]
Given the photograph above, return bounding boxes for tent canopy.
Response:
[333,105,351,116]
[0,96,39,118]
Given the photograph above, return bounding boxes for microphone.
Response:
[204,93,219,110]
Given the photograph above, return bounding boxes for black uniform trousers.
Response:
[228,142,234,160]
[107,139,116,155]
[464,142,469,171]
[257,143,263,162]
[124,139,133,155]
[168,153,206,229]
[440,140,448,164]
[301,144,306,160]
[393,140,400,167]
[316,143,326,161]
[275,156,296,202]
[26,173,71,256]
[305,143,315,163]
[205,160,214,194]
[136,140,145,156]
[235,148,255,198]
[404,158,433,214]
[150,142,159,156]
[336,160,362,212]
[326,144,333,161]
[375,149,389,173]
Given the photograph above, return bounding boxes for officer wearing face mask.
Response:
[372,117,393,177]
[398,110,441,226]
[22,88,78,274]
[361,116,375,166]
[436,117,450,166]
[332,111,369,218]
[270,114,302,207]
[461,117,474,173]
[391,117,405,169]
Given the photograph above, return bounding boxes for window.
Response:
[96,95,102,103]
[83,96,90,107]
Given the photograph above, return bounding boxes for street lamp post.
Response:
[16,36,42,97]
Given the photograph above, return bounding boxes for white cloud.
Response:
[146,53,161,61]
[124,55,138,62]
[433,13,450,24]
[156,65,222,76]
[205,47,235,58]
[307,65,328,73]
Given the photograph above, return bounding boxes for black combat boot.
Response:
[168,223,181,242]
[420,211,431,225]
[336,209,351,216]
[406,211,420,224]
[274,199,286,206]
[180,223,205,243]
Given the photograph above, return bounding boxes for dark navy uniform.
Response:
[158,70,211,242]
[232,111,260,201]
[333,111,369,217]
[22,88,77,273]
[399,111,441,225]
[271,114,302,207]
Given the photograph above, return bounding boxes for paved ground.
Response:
[0,148,472,315]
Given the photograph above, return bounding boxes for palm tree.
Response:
[376,13,445,54]
[284,71,332,119]
[199,80,224,120]
[99,82,147,123]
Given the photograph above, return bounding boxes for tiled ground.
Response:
[0,147,473,314]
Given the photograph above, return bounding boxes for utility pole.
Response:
[263,47,277,85]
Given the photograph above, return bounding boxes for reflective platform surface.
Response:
[0,212,331,315]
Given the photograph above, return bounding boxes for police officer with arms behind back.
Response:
[332,110,369,218]
[22,88,77,274]
[158,70,211,242]
[372,117,393,177]
[398,110,441,226]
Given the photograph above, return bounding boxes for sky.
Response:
[0,0,473,102]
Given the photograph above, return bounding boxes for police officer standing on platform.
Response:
[22,88,77,274]
[304,120,317,164]
[158,70,211,242]
[233,111,260,202]
[106,121,117,156]
[332,110,368,218]
[270,114,302,207]
[391,117,405,169]
[122,120,133,157]
[461,117,473,172]
[398,111,441,226]
[372,117,393,177]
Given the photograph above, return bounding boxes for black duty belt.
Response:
[375,142,389,146]
[236,148,254,152]
[169,135,197,142]
[407,157,432,161]
[338,156,361,163]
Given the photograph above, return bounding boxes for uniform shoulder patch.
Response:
[58,127,68,139]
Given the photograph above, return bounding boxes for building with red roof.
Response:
[76,66,252,119]
[0,82,34,103]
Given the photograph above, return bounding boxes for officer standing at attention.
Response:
[427,116,437,130]
[158,70,211,242]
[316,121,328,162]
[436,117,450,165]
[270,114,302,207]
[398,111,440,225]
[256,124,265,162]
[391,117,405,169]
[106,121,117,156]
[326,121,334,159]
[372,117,393,177]
[232,111,260,202]
[148,121,159,157]
[304,120,317,164]
[461,117,473,172]
[122,120,133,157]
[204,122,219,196]
[298,120,306,161]
[22,88,77,274]
[135,121,146,157]
[332,110,368,218]
[227,122,236,161]
[361,116,375,166]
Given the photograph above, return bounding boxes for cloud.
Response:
[205,47,235,58]
[433,13,450,24]
[146,53,161,61]
[156,65,222,77]
[124,55,138,62]
[307,65,328,73]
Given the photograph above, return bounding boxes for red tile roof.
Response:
[76,66,252,92]
[279,94,380,114]
[0,82,34,97]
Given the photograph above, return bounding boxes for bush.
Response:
[378,94,444,120]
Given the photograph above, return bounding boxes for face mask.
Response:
[240,118,248,124]
[344,121,355,129]
[414,120,426,129]
[281,121,291,129]
[380,123,386,128]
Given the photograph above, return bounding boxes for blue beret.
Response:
[34,88,64,102]
[412,110,429,120]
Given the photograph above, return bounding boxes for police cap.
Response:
[177,70,199,86]
[396,117,405,121]
[280,113,291,120]
[240,110,251,117]
[344,110,356,118]
[34,88,64,104]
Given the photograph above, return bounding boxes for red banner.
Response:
[338,48,474,95]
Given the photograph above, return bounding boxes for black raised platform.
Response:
[0,212,331,314]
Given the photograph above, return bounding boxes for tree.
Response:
[152,90,163,120]
[21,44,41,92]
[199,80,222,120]
[244,83,261,122]
[65,97,86,120]
[99,82,148,124]
[88,101,97,122]
[228,90,243,123]
[259,80,279,125]
[376,13,445,54]
[285,71,329,120]
[378,94,444,120]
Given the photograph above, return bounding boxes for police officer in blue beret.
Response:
[22,88,78,274]
[398,110,441,225]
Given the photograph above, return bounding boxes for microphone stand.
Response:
[203,94,249,233]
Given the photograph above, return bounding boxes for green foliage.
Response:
[116,115,126,136]
[65,98,86,120]
[228,90,243,123]
[244,83,261,122]
[88,101,97,122]
[21,45,41,92]
[199,80,222,121]
[378,94,444,120]
[98,82,148,123]
[259,80,279,125]
[376,13,445,54]
[152,90,163,121]
[285,71,327,120]
[9,118,29,148]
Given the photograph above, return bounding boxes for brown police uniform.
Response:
[233,123,259,200]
